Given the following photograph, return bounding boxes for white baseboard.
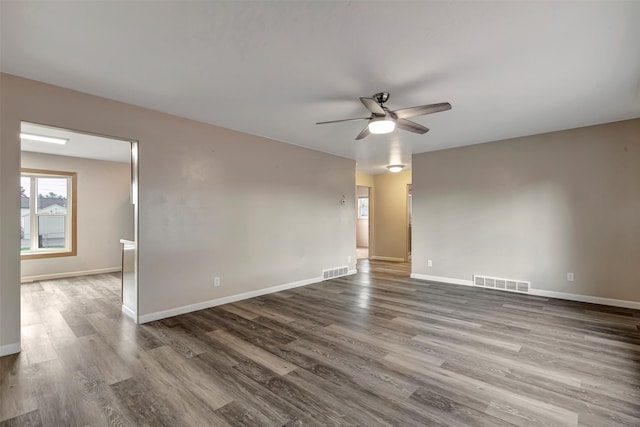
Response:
[121,304,137,322]
[410,273,474,287]
[370,256,406,262]
[348,269,357,275]
[410,273,640,310]
[529,289,640,310]
[0,342,21,357]
[138,275,324,324]
[21,267,121,283]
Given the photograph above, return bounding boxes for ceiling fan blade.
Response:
[395,119,429,134]
[355,126,370,140]
[316,117,370,125]
[359,97,385,115]
[392,102,451,119]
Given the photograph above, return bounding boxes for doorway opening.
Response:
[20,122,139,322]
[356,185,370,259]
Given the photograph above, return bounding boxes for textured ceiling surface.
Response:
[2,1,639,173]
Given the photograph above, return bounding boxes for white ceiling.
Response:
[2,1,639,174]
[21,122,131,163]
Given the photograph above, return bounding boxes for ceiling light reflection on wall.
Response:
[20,133,68,145]
[386,164,405,173]
[368,118,395,134]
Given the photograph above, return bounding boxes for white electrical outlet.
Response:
[214,276,221,287]
[428,260,433,267]
[567,272,574,282]
[348,256,352,263]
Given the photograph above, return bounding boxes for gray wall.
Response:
[21,152,133,279]
[0,73,356,354]
[412,119,640,302]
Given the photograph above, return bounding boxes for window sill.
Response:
[21,250,76,260]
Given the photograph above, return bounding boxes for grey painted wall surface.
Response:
[412,119,640,302]
[0,73,356,352]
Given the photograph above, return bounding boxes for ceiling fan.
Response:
[316,92,451,140]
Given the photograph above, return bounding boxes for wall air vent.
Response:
[473,275,530,294]
[322,266,349,280]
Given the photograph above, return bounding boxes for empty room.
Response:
[1,1,639,426]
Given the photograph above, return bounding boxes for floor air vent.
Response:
[473,275,530,294]
[323,266,349,280]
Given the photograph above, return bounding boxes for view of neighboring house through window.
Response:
[21,169,77,258]
[358,196,369,219]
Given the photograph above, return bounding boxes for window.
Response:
[21,169,77,259]
[358,197,369,219]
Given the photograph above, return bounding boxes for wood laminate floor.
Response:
[2,260,640,426]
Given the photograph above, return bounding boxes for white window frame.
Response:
[21,169,77,259]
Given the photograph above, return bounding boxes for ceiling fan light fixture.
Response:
[368,118,395,134]
[386,164,405,173]
[316,92,450,140]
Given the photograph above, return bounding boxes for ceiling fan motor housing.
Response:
[374,92,390,105]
